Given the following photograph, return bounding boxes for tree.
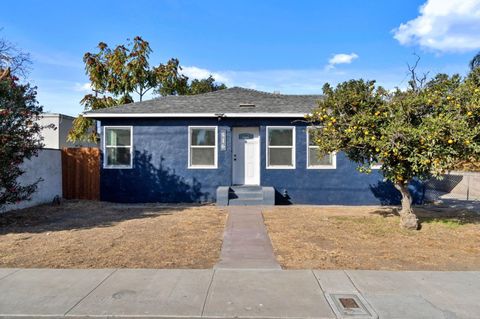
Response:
[188,75,227,95]
[307,67,480,229]
[469,52,480,70]
[68,36,159,142]
[69,37,227,142]
[155,66,226,96]
[0,38,51,208]
[154,58,189,96]
[0,36,30,80]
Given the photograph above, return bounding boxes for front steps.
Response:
[216,186,275,206]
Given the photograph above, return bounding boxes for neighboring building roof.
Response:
[41,113,76,120]
[83,87,322,118]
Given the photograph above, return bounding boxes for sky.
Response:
[3,0,480,116]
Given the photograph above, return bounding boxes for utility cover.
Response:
[325,293,378,319]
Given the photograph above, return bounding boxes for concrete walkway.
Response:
[216,206,281,269]
[0,268,479,318]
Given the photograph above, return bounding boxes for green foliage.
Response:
[0,75,51,208]
[469,51,480,70]
[154,58,189,96]
[154,63,226,96]
[307,70,480,187]
[188,76,227,95]
[68,94,119,143]
[69,36,227,142]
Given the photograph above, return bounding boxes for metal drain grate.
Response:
[339,297,360,309]
[325,293,378,319]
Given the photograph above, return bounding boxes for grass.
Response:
[0,200,227,268]
[422,218,463,228]
[263,205,480,270]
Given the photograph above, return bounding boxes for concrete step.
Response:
[216,186,275,206]
[228,198,265,206]
[230,186,263,192]
[230,185,264,202]
[228,191,264,199]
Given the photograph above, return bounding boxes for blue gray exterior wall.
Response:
[99,118,424,205]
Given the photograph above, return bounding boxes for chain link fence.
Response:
[424,171,480,202]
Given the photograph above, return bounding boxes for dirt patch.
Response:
[263,205,480,270]
[0,201,227,268]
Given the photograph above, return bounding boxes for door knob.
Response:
[233,154,237,161]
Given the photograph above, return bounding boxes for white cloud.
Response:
[393,0,480,52]
[32,52,84,69]
[203,67,406,94]
[181,66,230,84]
[36,62,467,116]
[326,53,359,69]
[73,82,92,92]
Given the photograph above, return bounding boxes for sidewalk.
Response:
[0,268,479,318]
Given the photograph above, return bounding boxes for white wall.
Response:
[38,113,98,149]
[38,115,60,149]
[2,149,62,212]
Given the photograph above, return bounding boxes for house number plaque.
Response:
[220,129,227,151]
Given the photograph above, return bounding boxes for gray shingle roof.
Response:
[84,87,322,117]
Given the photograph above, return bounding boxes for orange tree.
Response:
[307,69,480,229]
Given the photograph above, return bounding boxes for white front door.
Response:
[232,127,260,185]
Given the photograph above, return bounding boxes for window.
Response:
[307,127,336,169]
[266,126,295,169]
[104,126,132,168]
[188,126,217,168]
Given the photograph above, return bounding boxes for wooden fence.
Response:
[62,147,100,200]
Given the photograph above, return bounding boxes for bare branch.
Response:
[406,52,429,92]
[0,37,31,78]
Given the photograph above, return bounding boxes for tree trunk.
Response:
[394,183,419,230]
[139,86,143,102]
[0,67,10,81]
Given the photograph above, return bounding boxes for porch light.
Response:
[215,113,225,121]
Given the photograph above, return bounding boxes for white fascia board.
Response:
[83,112,308,118]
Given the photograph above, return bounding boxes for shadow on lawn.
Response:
[0,201,195,235]
[369,204,480,227]
[0,150,216,235]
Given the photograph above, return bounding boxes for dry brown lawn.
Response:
[263,205,480,270]
[0,201,226,268]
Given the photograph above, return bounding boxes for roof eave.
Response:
[83,112,308,118]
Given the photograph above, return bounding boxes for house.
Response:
[38,113,97,149]
[84,87,423,205]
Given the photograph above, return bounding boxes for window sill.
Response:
[266,166,296,170]
[188,166,218,169]
[103,166,133,169]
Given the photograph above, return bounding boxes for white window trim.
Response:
[266,126,296,169]
[306,127,336,169]
[188,126,218,169]
[103,126,133,169]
